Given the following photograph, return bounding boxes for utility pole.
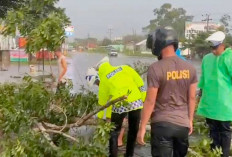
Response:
[132,28,136,36]
[108,26,113,41]
[202,14,212,32]
[87,33,90,49]
[132,28,136,54]
[188,28,193,59]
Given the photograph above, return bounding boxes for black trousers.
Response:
[206,118,231,157]
[109,109,141,157]
[150,122,189,157]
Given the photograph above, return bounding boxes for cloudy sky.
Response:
[58,0,232,39]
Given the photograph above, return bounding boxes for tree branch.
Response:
[75,95,127,127]
[43,95,127,130]
[36,123,58,150]
[43,118,98,130]
[44,129,79,143]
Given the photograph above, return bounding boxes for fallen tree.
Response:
[0,77,127,156]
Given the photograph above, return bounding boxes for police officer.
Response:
[137,27,198,157]
[86,57,146,157]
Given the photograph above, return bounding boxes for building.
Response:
[0,35,16,50]
[114,37,123,41]
[185,22,222,39]
[135,40,151,54]
[0,25,17,70]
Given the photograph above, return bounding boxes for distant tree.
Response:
[72,38,98,49]
[217,26,226,32]
[112,40,123,45]
[144,3,193,38]
[220,14,231,34]
[122,35,145,44]
[190,32,211,58]
[74,38,87,47]
[101,38,112,46]
[88,38,98,44]
[224,34,232,47]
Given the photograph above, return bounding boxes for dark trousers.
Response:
[206,118,231,157]
[109,109,141,157]
[151,122,189,157]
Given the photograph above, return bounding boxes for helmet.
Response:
[95,56,109,70]
[146,27,178,57]
[85,67,99,87]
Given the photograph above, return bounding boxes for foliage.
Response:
[73,38,98,47]
[112,39,123,45]
[189,138,222,157]
[101,38,112,46]
[188,114,223,156]
[122,34,145,45]
[2,0,70,53]
[25,12,68,53]
[220,14,231,34]
[182,32,211,58]
[132,61,150,75]
[224,34,232,48]
[0,0,22,19]
[144,3,193,37]
[0,78,114,156]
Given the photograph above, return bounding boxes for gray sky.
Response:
[58,0,232,39]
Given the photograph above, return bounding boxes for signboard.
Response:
[10,50,28,62]
[65,26,74,37]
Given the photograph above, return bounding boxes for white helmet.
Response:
[85,67,99,87]
[95,56,109,70]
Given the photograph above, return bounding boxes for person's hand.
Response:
[137,127,146,145]
[189,121,193,135]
